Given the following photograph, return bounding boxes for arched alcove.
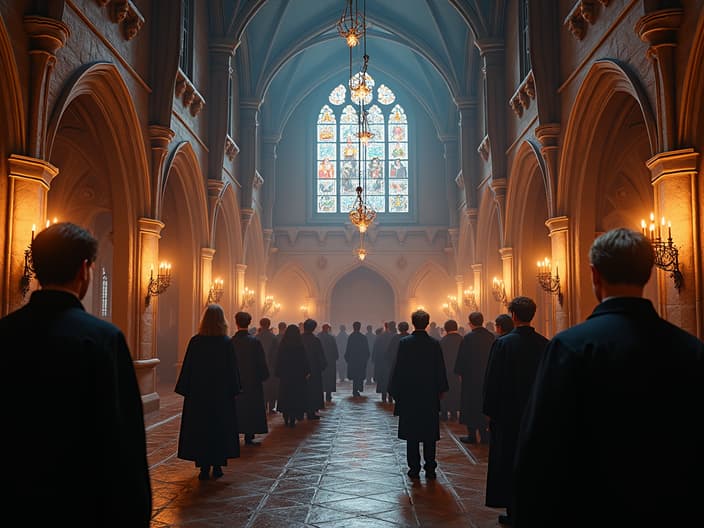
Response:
[559,60,656,322]
[406,261,453,326]
[158,143,209,383]
[46,63,148,345]
[330,266,395,331]
[268,262,318,324]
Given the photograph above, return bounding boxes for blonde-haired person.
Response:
[175,304,242,480]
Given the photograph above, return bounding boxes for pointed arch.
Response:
[505,139,550,247]
[47,62,149,216]
[405,260,452,299]
[558,59,657,213]
[0,13,25,153]
[270,260,319,300]
[679,9,704,145]
[326,261,401,308]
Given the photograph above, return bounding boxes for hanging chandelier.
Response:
[355,233,368,261]
[346,0,376,237]
[337,0,364,47]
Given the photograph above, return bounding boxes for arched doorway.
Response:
[330,266,395,331]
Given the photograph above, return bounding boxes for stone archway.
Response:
[330,266,395,331]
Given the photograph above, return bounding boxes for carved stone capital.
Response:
[24,16,70,54]
[8,154,59,189]
[545,215,569,235]
[635,8,683,48]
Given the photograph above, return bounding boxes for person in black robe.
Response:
[232,311,269,446]
[494,313,514,336]
[176,304,242,480]
[388,310,449,480]
[514,228,704,528]
[373,321,396,402]
[345,321,370,396]
[440,319,462,421]
[301,318,327,419]
[318,322,339,402]
[276,324,311,427]
[257,317,278,414]
[455,311,495,443]
[365,324,376,384]
[335,324,349,381]
[1,223,152,526]
[482,297,547,526]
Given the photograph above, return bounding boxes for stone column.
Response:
[635,8,683,153]
[457,98,478,208]
[535,123,560,216]
[4,155,58,311]
[261,136,279,230]
[24,15,70,159]
[201,247,215,307]
[235,263,247,310]
[258,274,268,321]
[207,44,235,180]
[646,149,700,337]
[499,247,514,302]
[545,215,570,332]
[471,263,482,311]
[476,39,507,183]
[239,98,261,213]
[135,217,164,414]
[149,125,175,217]
[443,137,459,226]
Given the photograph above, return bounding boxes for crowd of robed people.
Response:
[3,223,701,527]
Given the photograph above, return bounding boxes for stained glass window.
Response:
[316,79,409,214]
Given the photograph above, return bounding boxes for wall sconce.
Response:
[492,277,508,306]
[641,213,683,291]
[300,304,309,319]
[146,262,172,306]
[463,287,478,312]
[536,258,563,305]
[261,295,281,317]
[207,278,224,304]
[20,224,36,297]
[240,286,256,310]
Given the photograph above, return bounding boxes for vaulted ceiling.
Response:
[214,0,507,138]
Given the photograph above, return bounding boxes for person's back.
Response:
[257,318,278,413]
[1,222,151,527]
[514,228,704,527]
[439,319,463,419]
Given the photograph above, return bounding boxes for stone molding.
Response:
[94,0,144,41]
[225,135,240,161]
[509,71,535,117]
[564,0,611,41]
[175,68,206,117]
[477,135,490,162]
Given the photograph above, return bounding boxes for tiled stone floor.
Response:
[146,381,502,527]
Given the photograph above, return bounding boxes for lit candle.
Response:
[45,220,50,228]
[667,221,672,240]
[641,219,647,236]
[31,224,36,242]
[649,223,655,241]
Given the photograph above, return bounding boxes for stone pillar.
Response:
[201,247,215,307]
[499,247,514,302]
[4,155,58,311]
[457,98,478,208]
[635,9,683,153]
[135,217,164,414]
[443,138,459,226]
[149,125,175,217]
[471,263,482,311]
[235,263,247,310]
[476,39,507,183]
[491,177,508,239]
[535,123,560,216]
[24,16,70,159]
[261,136,279,230]
[646,149,700,337]
[545,215,570,332]
[207,44,234,180]
[258,274,268,321]
[239,98,261,212]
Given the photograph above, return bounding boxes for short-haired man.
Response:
[514,228,704,527]
[233,311,270,445]
[482,297,548,525]
[455,311,495,443]
[494,314,514,336]
[317,322,339,402]
[389,310,449,480]
[1,223,152,526]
